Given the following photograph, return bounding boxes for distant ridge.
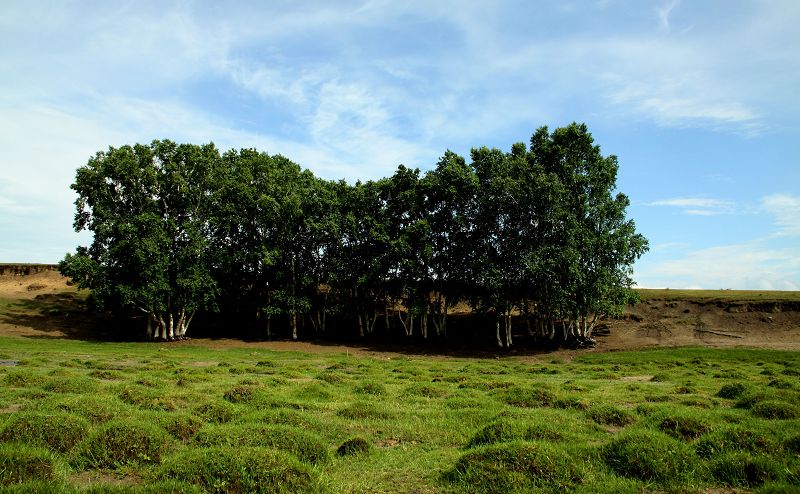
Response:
[0,264,59,276]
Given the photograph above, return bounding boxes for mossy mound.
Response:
[0,412,89,453]
[156,446,323,494]
[444,441,581,493]
[600,429,699,484]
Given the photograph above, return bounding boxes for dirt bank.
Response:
[1,270,799,356]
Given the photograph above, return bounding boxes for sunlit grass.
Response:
[0,336,798,492]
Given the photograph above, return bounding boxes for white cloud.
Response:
[762,194,800,236]
[636,242,800,290]
[657,0,680,32]
[647,197,735,215]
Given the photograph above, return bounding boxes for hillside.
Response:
[1,267,799,354]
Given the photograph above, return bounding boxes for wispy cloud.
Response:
[636,241,800,290]
[657,0,680,32]
[647,197,735,216]
[762,193,800,237]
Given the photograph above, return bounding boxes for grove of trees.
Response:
[60,123,648,348]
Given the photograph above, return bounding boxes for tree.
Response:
[61,141,219,339]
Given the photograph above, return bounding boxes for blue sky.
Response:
[1,1,798,289]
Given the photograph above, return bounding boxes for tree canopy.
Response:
[61,123,648,348]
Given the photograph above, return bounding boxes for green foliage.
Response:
[600,429,699,484]
[156,446,323,494]
[444,441,582,493]
[76,420,171,468]
[0,412,89,453]
[0,444,68,486]
[61,124,647,345]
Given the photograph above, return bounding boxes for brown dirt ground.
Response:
[1,270,799,359]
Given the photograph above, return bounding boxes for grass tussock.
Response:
[337,437,370,456]
[76,420,172,468]
[600,429,699,484]
[0,443,68,486]
[156,446,323,494]
[193,424,330,464]
[444,441,582,493]
[0,412,89,453]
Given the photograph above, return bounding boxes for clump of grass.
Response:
[709,452,781,487]
[223,385,257,403]
[87,369,122,380]
[403,383,448,399]
[162,414,204,442]
[601,429,699,484]
[316,372,345,384]
[3,370,44,388]
[695,425,774,458]
[156,446,323,494]
[658,414,712,441]
[500,386,556,408]
[755,483,800,494]
[194,401,237,424]
[552,396,589,410]
[785,434,800,454]
[337,401,394,420]
[444,441,581,493]
[237,409,326,433]
[466,421,524,448]
[42,375,96,394]
[717,382,747,399]
[735,391,772,409]
[76,420,172,468]
[0,412,89,453]
[0,444,68,486]
[193,424,330,465]
[118,387,178,411]
[767,379,794,389]
[587,405,635,427]
[751,401,799,420]
[355,381,386,396]
[53,395,126,423]
[337,437,370,457]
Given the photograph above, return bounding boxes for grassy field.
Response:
[637,288,800,303]
[0,335,799,493]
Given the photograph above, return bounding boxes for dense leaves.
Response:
[62,123,647,347]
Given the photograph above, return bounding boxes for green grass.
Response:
[0,335,799,492]
[637,288,800,302]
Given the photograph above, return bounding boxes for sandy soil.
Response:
[1,270,799,359]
